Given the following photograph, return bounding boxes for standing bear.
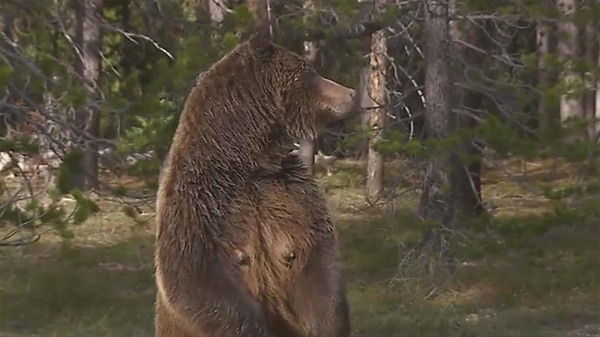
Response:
[155,23,357,337]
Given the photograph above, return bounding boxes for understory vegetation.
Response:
[1,158,598,337]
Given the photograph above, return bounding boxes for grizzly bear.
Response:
[154,23,356,337]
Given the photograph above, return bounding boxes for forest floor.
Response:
[0,157,599,337]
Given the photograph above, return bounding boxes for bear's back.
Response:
[221,158,333,336]
[221,154,332,283]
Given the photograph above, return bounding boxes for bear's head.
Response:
[244,24,357,140]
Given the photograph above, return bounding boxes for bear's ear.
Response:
[248,21,274,54]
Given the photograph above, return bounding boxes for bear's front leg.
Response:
[289,241,351,337]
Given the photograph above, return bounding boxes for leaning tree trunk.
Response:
[557,0,585,141]
[366,0,389,202]
[74,0,103,191]
[419,0,455,252]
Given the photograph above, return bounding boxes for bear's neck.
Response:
[171,120,287,183]
[169,78,291,183]
[175,134,272,178]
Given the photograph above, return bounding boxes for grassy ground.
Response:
[1,158,599,337]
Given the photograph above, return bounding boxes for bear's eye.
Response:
[284,251,295,261]
[234,250,250,266]
[283,251,296,267]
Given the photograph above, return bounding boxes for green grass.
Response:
[1,158,599,337]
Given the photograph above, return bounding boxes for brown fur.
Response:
[155,24,356,337]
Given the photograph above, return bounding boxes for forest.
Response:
[0,0,599,336]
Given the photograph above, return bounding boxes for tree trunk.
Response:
[358,67,372,161]
[247,0,268,25]
[583,0,598,140]
[298,0,319,175]
[0,9,19,138]
[447,0,485,217]
[366,0,388,202]
[419,0,454,238]
[537,10,559,141]
[596,21,600,141]
[557,0,585,140]
[209,0,230,23]
[74,0,103,191]
[195,0,211,23]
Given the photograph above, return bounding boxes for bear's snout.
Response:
[316,76,358,120]
[334,87,359,120]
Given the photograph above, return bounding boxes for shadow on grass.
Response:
[339,203,600,337]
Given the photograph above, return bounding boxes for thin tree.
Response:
[419,0,454,251]
[557,0,584,140]
[195,0,211,23]
[357,67,372,161]
[247,0,268,25]
[298,0,319,175]
[0,8,19,137]
[73,0,103,191]
[447,0,485,216]
[597,16,600,141]
[583,0,598,139]
[581,0,600,139]
[366,0,388,201]
[536,1,559,141]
